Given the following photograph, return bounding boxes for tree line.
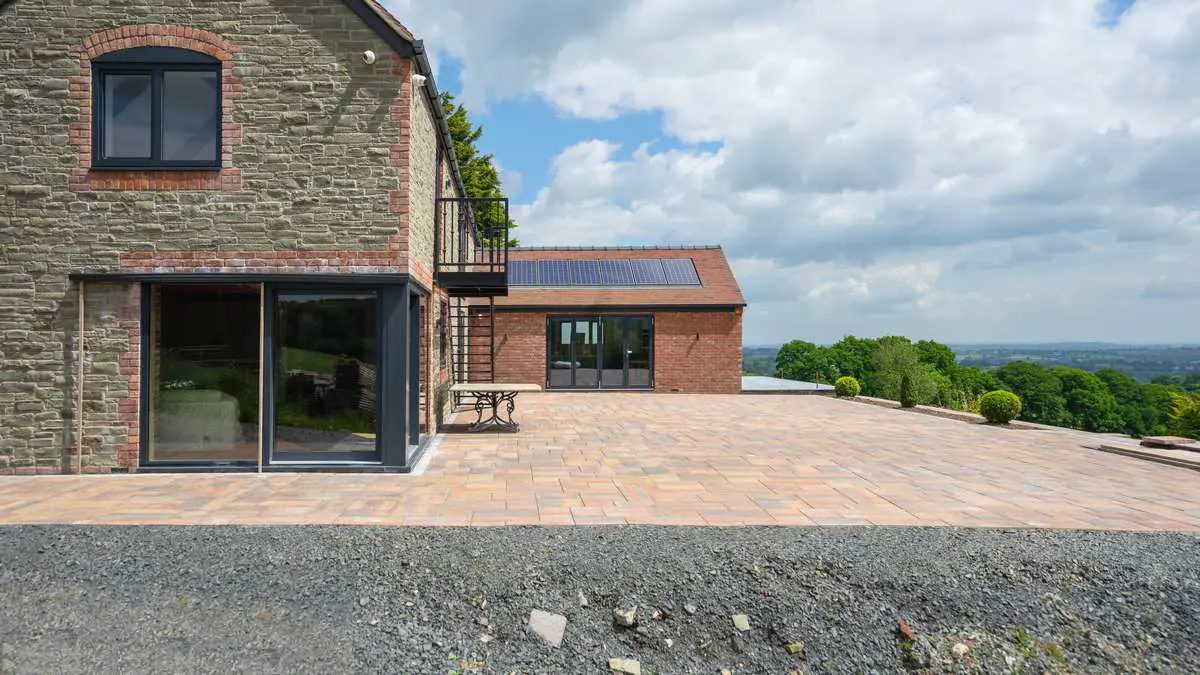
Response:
[775,336,1200,439]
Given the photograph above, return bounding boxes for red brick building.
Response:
[482,246,745,394]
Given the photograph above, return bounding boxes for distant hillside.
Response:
[953,344,1200,381]
[745,343,1200,382]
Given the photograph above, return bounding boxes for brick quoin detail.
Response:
[115,285,142,471]
[389,55,416,276]
[67,24,244,192]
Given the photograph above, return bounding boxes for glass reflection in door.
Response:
[273,292,380,462]
[147,284,261,463]
[572,319,600,388]
[626,317,652,388]
[549,319,573,388]
[600,318,627,388]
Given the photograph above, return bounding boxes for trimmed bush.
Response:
[834,376,861,398]
[979,390,1022,424]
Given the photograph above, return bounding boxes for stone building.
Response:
[0,0,744,474]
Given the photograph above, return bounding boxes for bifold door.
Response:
[547,316,652,390]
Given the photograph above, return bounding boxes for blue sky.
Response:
[436,57,719,204]
[403,0,1200,344]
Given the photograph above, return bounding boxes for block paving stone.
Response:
[1,394,1199,530]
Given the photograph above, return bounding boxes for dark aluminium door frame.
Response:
[545,314,654,390]
[136,278,422,470]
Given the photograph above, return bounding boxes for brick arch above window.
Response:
[68,25,244,192]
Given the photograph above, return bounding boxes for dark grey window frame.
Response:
[92,47,222,170]
[268,288,383,465]
[132,278,422,471]
[545,314,654,390]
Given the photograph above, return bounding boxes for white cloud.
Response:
[391,0,1200,343]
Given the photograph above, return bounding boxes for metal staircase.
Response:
[436,197,509,409]
[447,296,498,408]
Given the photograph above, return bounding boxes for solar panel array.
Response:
[508,258,701,287]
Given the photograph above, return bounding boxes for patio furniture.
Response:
[449,383,542,432]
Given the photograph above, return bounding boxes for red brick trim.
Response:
[390,55,413,270]
[116,284,142,470]
[119,250,403,274]
[67,24,244,192]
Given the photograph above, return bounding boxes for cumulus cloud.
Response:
[390,0,1200,342]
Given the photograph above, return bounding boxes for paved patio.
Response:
[2,393,1199,530]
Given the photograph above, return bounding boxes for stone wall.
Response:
[0,0,443,471]
[408,77,439,288]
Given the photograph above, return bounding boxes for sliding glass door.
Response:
[142,284,397,467]
[146,284,261,464]
[547,316,653,390]
[271,292,380,463]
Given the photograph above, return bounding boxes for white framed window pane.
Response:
[162,70,218,162]
[104,74,152,158]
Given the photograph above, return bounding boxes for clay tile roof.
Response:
[359,0,416,42]
[494,246,745,309]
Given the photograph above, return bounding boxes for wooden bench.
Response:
[449,383,542,432]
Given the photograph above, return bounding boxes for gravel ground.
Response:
[0,526,1197,674]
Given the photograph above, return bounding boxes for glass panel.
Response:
[548,320,573,388]
[162,70,218,162]
[274,293,378,458]
[104,73,152,158]
[628,318,653,387]
[600,318,626,388]
[148,285,260,462]
[573,320,599,388]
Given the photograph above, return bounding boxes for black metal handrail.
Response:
[437,197,510,274]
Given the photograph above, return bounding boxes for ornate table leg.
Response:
[496,391,520,432]
[467,392,521,432]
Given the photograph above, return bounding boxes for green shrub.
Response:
[834,376,861,398]
[1169,393,1200,440]
[899,371,917,408]
[979,390,1022,424]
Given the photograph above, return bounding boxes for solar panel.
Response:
[660,258,701,285]
[574,259,602,285]
[509,257,703,287]
[628,259,668,285]
[599,259,633,285]
[508,260,537,285]
[538,259,571,286]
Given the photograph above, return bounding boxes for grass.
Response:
[280,347,340,374]
[275,402,374,434]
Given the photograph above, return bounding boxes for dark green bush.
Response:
[834,376,861,398]
[979,390,1022,424]
[899,371,917,408]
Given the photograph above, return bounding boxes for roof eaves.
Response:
[341,0,468,200]
[513,245,721,251]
